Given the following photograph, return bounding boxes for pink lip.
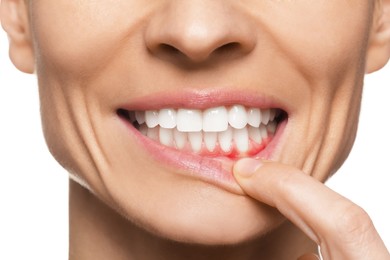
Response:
[118,90,289,195]
[119,88,289,111]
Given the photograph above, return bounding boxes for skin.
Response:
[1,0,390,259]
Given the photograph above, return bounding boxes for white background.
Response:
[1,28,389,259]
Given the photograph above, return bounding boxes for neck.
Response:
[68,180,317,260]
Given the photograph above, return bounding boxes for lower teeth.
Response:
[135,122,277,156]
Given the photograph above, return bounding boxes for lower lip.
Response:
[120,117,287,195]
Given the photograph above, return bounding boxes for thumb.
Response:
[233,158,390,260]
[233,158,282,207]
[233,157,265,178]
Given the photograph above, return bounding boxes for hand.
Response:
[233,159,390,260]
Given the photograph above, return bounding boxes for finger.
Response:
[234,158,346,243]
[233,158,390,260]
[297,253,320,260]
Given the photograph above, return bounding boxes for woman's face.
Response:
[21,0,382,243]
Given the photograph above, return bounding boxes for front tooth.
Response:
[248,126,262,143]
[177,109,202,132]
[260,124,268,139]
[135,111,145,124]
[159,127,174,146]
[247,108,261,127]
[218,127,233,152]
[203,106,228,132]
[145,110,159,128]
[261,109,270,125]
[188,132,202,152]
[234,127,249,153]
[147,126,159,141]
[158,108,177,129]
[173,128,187,149]
[204,132,217,152]
[228,105,248,129]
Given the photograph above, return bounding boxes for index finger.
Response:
[233,158,389,260]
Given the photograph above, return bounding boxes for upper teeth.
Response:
[128,105,280,155]
[135,105,277,132]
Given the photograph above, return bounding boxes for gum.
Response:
[154,134,274,159]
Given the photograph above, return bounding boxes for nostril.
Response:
[154,41,245,65]
[160,44,180,54]
[158,44,183,59]
[213,42,242,59]
[216,42,240,53]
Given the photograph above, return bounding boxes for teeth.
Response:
[159,127,174,147]
[267,121,277,134]
[260,124,268,139]
[203,106,228,132]
[234,127,249,153]
[139,124,148,135]
[228,105,248,129]
[204,132,217,152]
[247,108,261,127]
[261,109,270,125]
[135,111,145,124]
[275,109,282,118]
[145,110,159,128]
[269,109,276,122]
[130,105,283,154]
[248,126,262,143]
[188,132,202,152]
[177,109,203,132]
[218,126,233,153]
[132,106,280,131]
[129,111,137,123]
[147,126,159,141]
[173,128,187,149]
[158,108,177,129]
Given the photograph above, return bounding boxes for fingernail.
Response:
[234,158,263,177]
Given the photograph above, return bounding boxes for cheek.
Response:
[37,79,94,189]
[256,2,372,82]
[30,1,140,184]
[31,1,149,77]
[248,3,373,181]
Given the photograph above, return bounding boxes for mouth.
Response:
[116,91,288,194]
[118,106,286,158]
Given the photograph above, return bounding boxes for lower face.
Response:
[30,1,373,244]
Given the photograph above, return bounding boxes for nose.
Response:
[145,1,256,65]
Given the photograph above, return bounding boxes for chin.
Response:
[138,210,285,245]
[102,171,286,246]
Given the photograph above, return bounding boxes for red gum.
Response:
[148,133,274,159]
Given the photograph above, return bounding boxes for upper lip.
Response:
[117,88,290,113]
